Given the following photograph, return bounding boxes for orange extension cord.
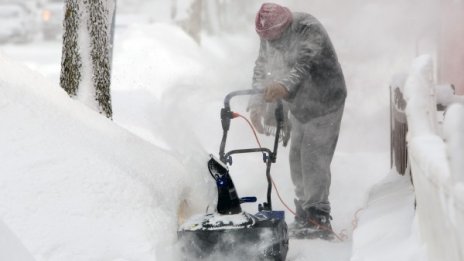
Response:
[233,112,362,242]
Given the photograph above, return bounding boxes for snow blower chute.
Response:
[178,89,289,261]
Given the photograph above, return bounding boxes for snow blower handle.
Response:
[219,89,264,162]
[218,89,285,212]
[221,89,264,132]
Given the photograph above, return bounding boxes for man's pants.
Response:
[289,106,344,214]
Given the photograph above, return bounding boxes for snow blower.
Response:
[178,89,289,261]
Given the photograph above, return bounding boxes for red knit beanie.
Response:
[255,3,293,41]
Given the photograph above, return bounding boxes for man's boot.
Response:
[289,200,319,238]
[289,204,335,240]
[288,199,310,236]
[305,207,335,240]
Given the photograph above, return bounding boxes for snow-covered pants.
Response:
[289,106,344,214]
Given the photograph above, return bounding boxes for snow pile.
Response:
[435,84,464,107]
[0,219,35,261]
[442,104,464,256]
[0,54,193,260]
[351,173,425,261]
[443,104,464,183]
[403,55,464,261]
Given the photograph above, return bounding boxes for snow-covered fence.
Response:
[403,55,464,261]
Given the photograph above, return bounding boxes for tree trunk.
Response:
[60,0,115,119]
[60,0,81,97]
[85,0,114,118]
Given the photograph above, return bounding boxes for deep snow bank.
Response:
[0,54,190,260]
[0,219,35,261]
[350,173,425,261]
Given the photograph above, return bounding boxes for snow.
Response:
[351,172,426,261]
[180,212,254,231]
[443,104,464,183]
[403,55,464,261]
[0,0,455,260]
[0,25,384,259]
[0,219,35,261]
[110,22,392,259]
[435,84,456,107]
[0,52,191,260]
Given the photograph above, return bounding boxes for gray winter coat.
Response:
[251,12,347,123]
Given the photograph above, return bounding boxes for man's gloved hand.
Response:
[250,108,265,134]
[264,83,289,102]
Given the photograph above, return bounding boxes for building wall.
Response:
[439,0,464,94]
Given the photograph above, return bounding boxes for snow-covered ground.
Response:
[0,1,442,260]
[351,172,424,261]
[0,219,35,261]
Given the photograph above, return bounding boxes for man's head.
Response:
[255,3,293,41]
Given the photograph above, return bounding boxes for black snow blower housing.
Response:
[178,89,289,261]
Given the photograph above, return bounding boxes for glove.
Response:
[264,83,289,102]
[250,108,265,134]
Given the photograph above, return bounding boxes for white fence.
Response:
[403,55,464,261]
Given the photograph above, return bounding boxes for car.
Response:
[0,2,38,43]
[40,0,64,40]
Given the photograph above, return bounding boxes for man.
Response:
[249,3,346,239]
